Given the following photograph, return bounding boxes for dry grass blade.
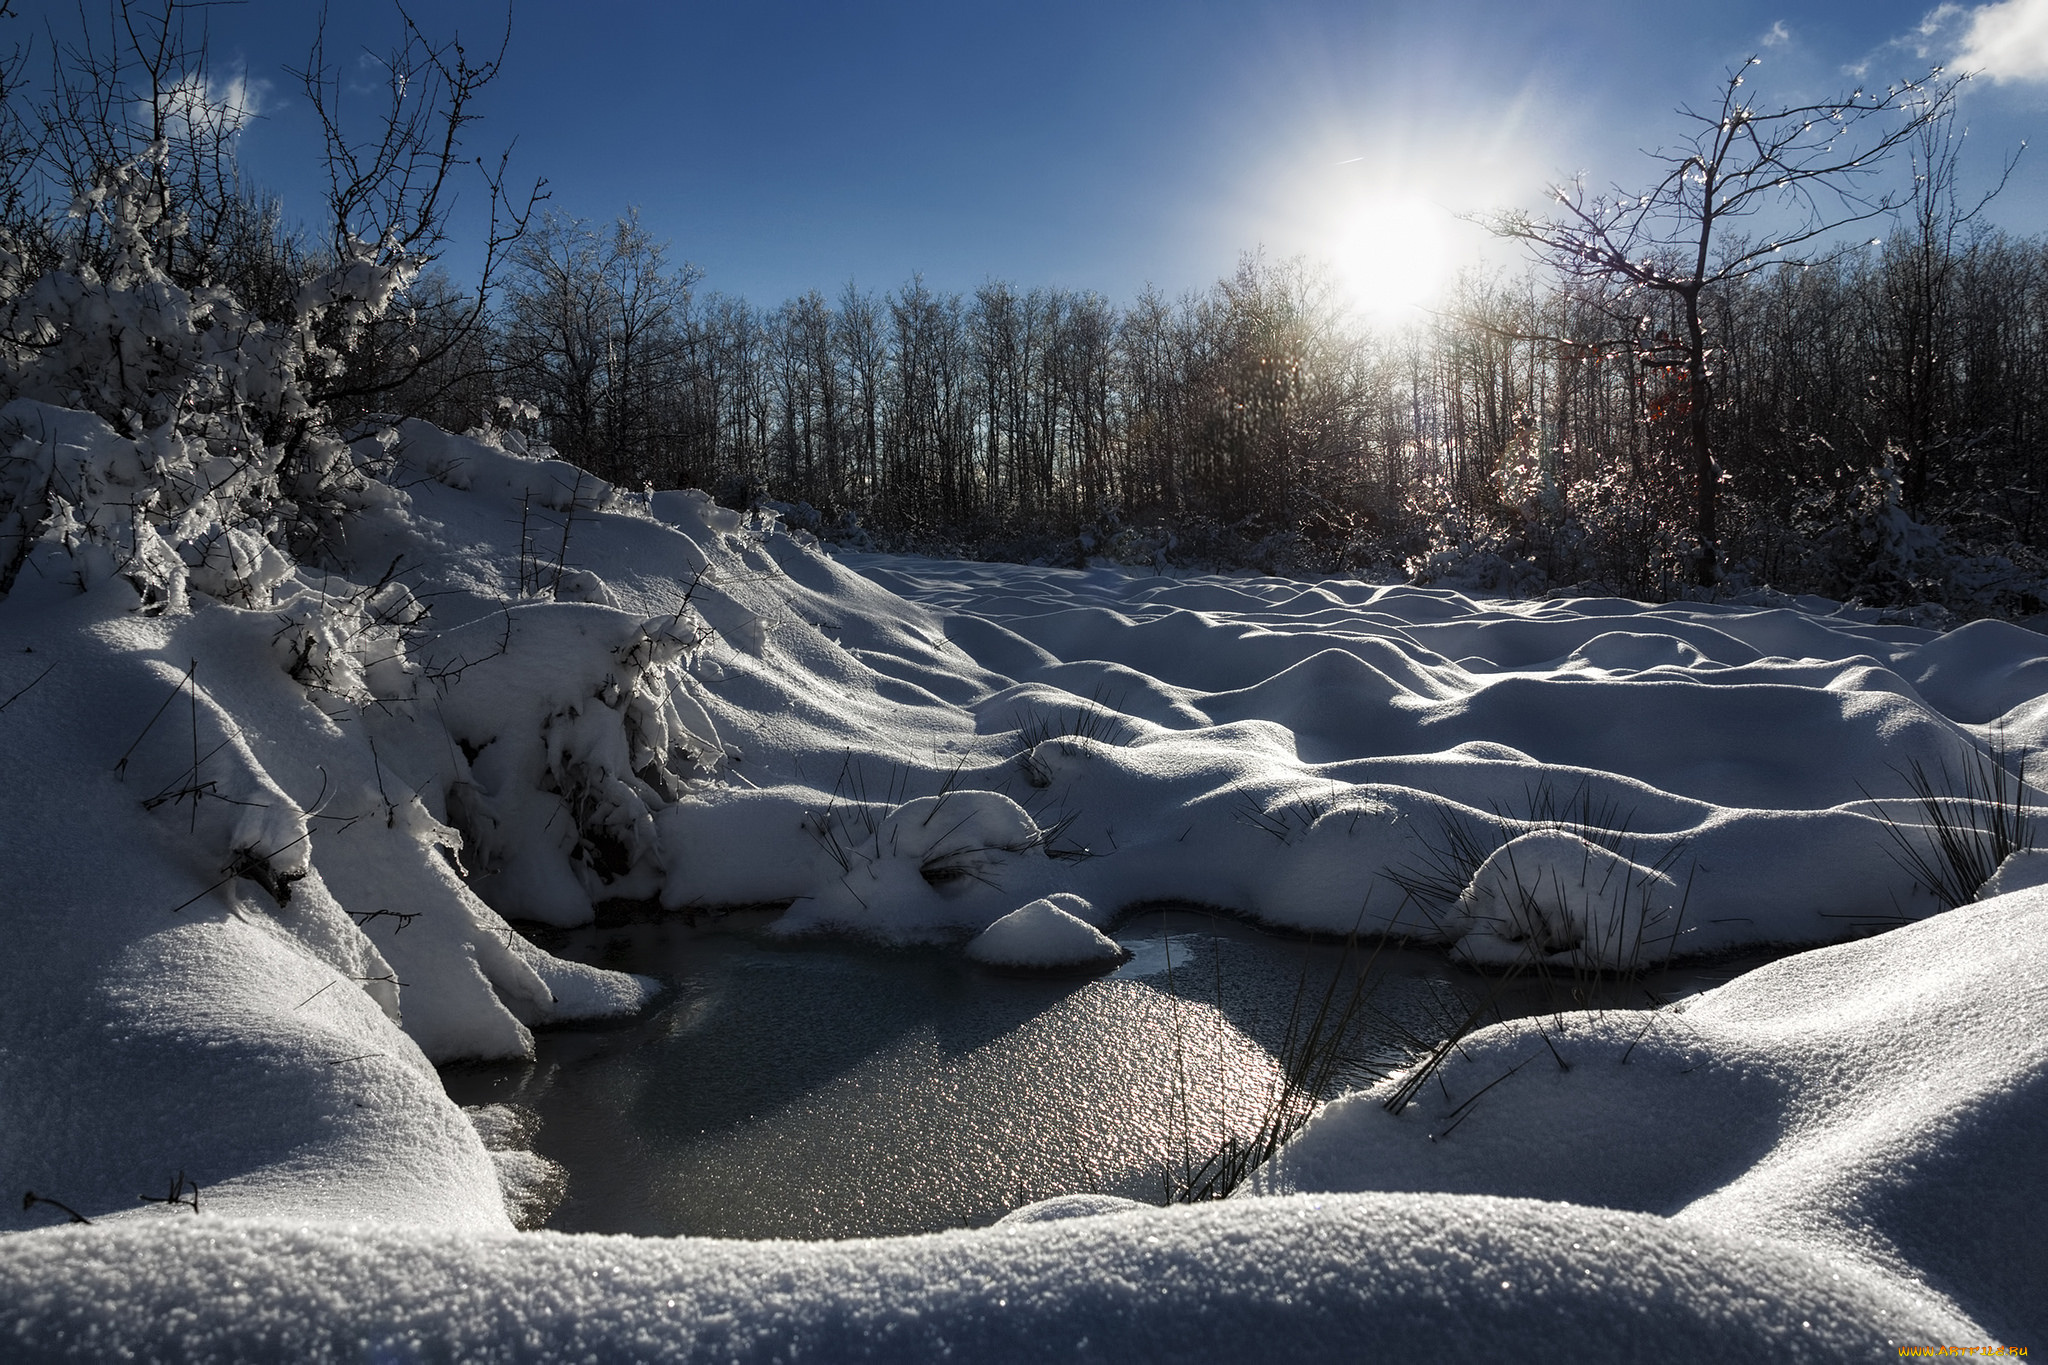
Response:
[0,661,54,715]
[1168,907,1397,1203]
[1867,736,2038,911]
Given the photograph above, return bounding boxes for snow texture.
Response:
[966,895,1123,968]
[6,891,2037,1357]
[4,397,2044,1356]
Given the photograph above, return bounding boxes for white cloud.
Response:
[158,70,267,138]
[1762,20,1792,49]
[1950,0,2048,81]
[1920,4,1964,39]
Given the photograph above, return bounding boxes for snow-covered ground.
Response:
[2,409,2042,1358]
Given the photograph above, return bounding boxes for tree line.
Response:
[5,2,2043,615]
[454,177,2048,614]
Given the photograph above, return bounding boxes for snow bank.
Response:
[0,1194,1977,1362]
[803,553,2045,965]
[23,398,2014,991]
[8,886,2036,1358]
[1259,885,2048,1345]
[7,394,2047,1353]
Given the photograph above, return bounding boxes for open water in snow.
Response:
[441,909,1779,1239]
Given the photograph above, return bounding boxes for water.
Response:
[441,907,1776,1239]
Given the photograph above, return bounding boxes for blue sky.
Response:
[16,0,2048,315]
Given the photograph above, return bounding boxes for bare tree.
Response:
[1489,59,1962,584]
[291,3,543,422]
[499,210,697,483]
[1869,105,2019,514]
[599,210,697,484]
[16,0,270,291]
[0,0,535,439]
[835,282,884,503]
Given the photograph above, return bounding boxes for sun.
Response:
[1324,190,1456,322]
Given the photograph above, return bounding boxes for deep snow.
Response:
[2,409,2042,1357]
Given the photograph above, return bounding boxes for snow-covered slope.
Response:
[4,405,2043,1356]
[4,888,2038,1356]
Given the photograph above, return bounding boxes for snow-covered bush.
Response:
[1399,451,1699,602]
[0,148,422,584]
[1447,830,1684,968]
[435,604,723,924]
[1720,454,2048,621]
[0,128,685,1064]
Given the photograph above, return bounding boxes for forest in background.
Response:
[4,1,2046,617]
[461,209,2048,614]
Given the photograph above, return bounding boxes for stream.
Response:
[441,907,1777,1239]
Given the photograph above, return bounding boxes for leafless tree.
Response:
[0,0,535,445]
[13,0,269,290]
[1489,59,1963,584]
[291,3,544,421]
[1869,106,2019,513]
[498,210,699,483]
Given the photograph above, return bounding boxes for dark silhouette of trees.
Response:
[499,210,698,485]
[470,213,2048,614]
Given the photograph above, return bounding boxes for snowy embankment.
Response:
[3,408,2043,1356]
[4,896,2040,1356]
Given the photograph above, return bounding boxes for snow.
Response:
[1262,889,2048,1349]
[0,1191,1980,1361]
[3,402,2044,1355]
[1447,828,1681,968]
[966,895,1123,968]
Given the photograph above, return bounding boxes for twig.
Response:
[348,908,419,933]
[293,981,336,1010]
[137,1172,200,1214]
[1432,1055,1535,1140]
[113,658,197,777]
[0,662,55,715]
[22,1191,91,1224]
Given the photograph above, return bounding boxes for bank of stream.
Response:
[442,907,1781,1239]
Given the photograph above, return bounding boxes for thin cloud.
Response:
[159,70,268,137]
[1920,4,1965,38]
[1761,21,1793,49]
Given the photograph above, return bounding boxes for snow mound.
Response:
[994,1192,1150,1224]
[967,896,1123,969]
[1260,885,2048,1345]
[0,1188,1978,1362]
[1448,829,1682,967]
[8,383,2048,1352]
[1980,846,2048,898]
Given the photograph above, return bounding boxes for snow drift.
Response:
[5,383,2045,1354]
[4,889,2040,1357]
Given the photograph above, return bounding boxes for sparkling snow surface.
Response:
[2,416,2043,1357]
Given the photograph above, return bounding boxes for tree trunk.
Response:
[1684,288,1719,587]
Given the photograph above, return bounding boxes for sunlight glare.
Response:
[1325,190,1455,321]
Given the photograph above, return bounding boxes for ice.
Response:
[5,388,2044,1353]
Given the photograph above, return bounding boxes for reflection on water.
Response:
[441,908,1775,1240]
